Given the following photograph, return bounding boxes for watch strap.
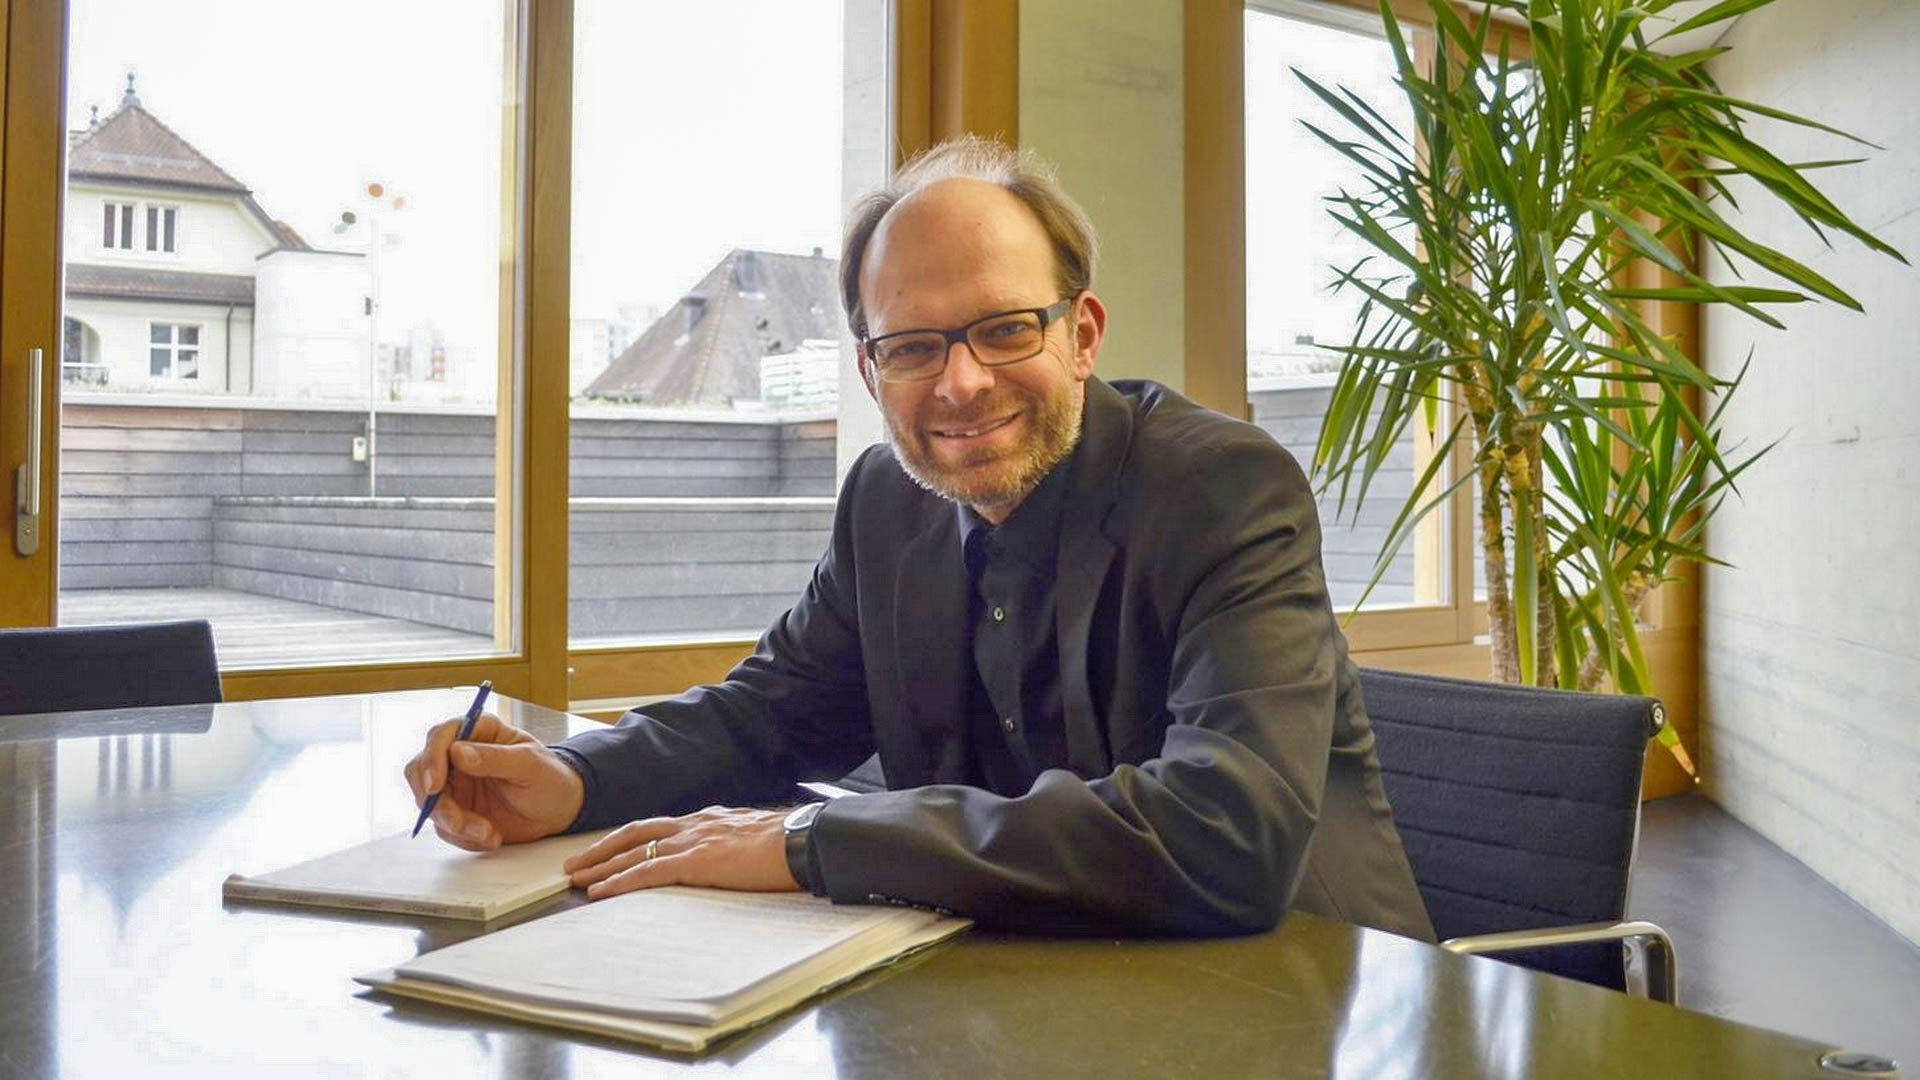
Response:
[783,801,827,896]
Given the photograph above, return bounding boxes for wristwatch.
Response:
[783,801,826,896]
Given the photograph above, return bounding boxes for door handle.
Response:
[15,347,42,556]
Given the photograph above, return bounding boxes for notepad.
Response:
[356,887,970,1052]
[223,829,612,921]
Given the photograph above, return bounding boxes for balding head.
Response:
[840,136,1097,341]
[856,178,1061,337]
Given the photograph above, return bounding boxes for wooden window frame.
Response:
[0,0,556,702]
[2,0,919,712]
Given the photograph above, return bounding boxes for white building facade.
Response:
[63,79,370,398]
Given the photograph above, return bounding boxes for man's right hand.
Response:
[402,713,586,851]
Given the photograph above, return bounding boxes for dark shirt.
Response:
[957,444,1075,796]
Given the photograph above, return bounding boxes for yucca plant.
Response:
[1299,0,1904,767]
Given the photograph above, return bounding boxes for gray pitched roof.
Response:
[68,87,310,252]
[583,249,841,406]
[66,264,255,306]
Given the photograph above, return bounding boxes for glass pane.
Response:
[1246,6,1440,612]
[60,0,515,669]
[567,0,888,646]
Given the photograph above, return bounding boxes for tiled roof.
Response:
[66,263,255,306]
[584,249,841,406]
[67,83,308,252]
[69,100,249,194]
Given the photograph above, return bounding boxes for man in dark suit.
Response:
[406,137,1433,940]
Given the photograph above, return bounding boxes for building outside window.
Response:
[148,321,200,379]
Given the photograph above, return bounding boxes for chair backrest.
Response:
[0,620,223,716]
[1360,666,1661,990]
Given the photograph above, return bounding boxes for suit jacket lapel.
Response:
[1054,379,1133,776]
[890,509,973,783]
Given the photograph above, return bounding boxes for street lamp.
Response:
[335,182,406,497]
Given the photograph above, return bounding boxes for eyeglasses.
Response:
[861,298,1074,383]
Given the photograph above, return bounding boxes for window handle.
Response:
[14,347,42,556]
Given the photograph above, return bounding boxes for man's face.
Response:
[857,179,1105,523]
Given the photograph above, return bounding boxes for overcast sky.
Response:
[68,0,848,360]
[69,1,1404,364]
[1245,8,1413,353]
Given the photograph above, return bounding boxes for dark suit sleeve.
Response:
[809,433,1340,935]
[554,456,880,830]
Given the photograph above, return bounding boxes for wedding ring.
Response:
[644,839,659,862]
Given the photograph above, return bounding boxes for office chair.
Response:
[1361,666,1679,1003]
[0,619,223,716]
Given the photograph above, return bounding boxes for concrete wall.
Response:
[212,498,496,635]
[1019,0,1187,391]
[570,500,834,639]
[58,399,833,614]
[1700,0,1920,945]
[58,383,1407,633]
[205,497,835,639]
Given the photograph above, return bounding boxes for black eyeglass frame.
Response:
[859,297,1075,383]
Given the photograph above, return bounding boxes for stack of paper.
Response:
[356,887,969,1051]
[223,830,612,921]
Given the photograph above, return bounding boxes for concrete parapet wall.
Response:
[198,495,834,639]
[59,391,1415,629]
[59,399,836,591]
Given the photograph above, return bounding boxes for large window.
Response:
[566,0,888,649]
[56,0,516,668]
[1245,2,1446,614]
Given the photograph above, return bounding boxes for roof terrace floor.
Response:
[59,587,497,669]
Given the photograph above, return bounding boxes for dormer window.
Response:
[102,201,134,249]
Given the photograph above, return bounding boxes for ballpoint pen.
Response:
[412,680,494,838]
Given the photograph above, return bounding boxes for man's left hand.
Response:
[562,805,799,899]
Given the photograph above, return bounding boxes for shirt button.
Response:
[1001,717,1016,733]
[991,605,1006,622]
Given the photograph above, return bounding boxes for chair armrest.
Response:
[1441,920,1680,1005]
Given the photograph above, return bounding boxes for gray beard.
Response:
[882,391,1084,515]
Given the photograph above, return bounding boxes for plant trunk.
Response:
[1500,422,1557,687]
[1576,572,1656,691]
[1478,445,1520,683]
